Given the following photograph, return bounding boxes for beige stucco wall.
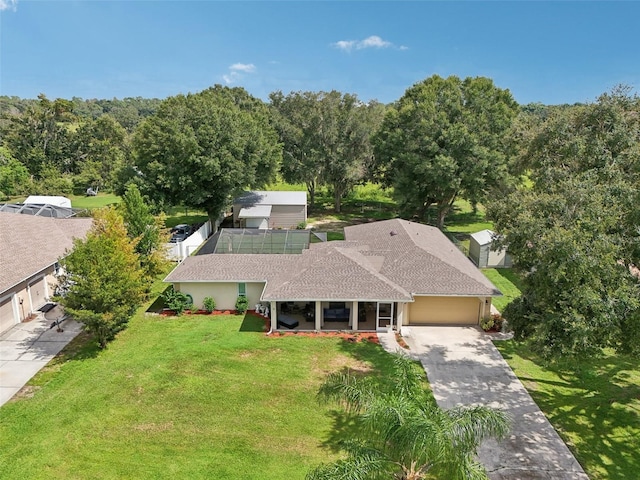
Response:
[408,296,482,325]
[174,282,265,311]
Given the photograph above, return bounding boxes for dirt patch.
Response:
[10,385,41,401]
[308,216,378,232]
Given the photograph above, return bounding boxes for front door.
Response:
[376,302,394,331]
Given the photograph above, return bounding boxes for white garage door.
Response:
[408,296,480,325]
[29,277,47,311]
[0,296,17,335]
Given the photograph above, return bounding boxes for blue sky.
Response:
[1,1,639,105]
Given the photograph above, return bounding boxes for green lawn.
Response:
[443,200,494,253]
[0,312,397,479]
[69,193,121,209]
[496,342,640,480]
[482,268,523,312]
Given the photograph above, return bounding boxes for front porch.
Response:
[264,300,400,333]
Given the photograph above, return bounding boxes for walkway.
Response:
[379,327,588,480]
[0,306,82,406]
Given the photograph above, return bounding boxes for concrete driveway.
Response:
[0,306,82,406]
[402,326,588,480]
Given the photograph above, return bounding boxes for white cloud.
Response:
[0,0,18,11]
[229,63,256,73]
[332,35,405,52]
[222,63,257,84]
[360,35,391,49]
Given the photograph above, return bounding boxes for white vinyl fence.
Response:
[165,220,213,260]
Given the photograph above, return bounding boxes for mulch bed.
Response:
[268,330,379,344]
[157,310,379,344]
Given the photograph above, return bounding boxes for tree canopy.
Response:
[59,207,145,348]
[374,75,518,227]
[270,90,385,211]
[488,87,640,358]
[131,85,282,221]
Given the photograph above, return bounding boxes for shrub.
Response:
[235,295,249,314]
[203,296,216,313]
[480,317,495,332]
[163,287,193,315]
[297,221,307,230]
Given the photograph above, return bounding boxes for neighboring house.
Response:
[469,229,512,268]
[0,212,93,335]
[232,191,307,229]
[165,218,501,332]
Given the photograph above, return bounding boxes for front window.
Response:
[238,283,246,296]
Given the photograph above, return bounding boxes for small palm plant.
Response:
[307,354,510,480]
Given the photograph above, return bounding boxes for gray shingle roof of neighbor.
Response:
[0,212,93,294]
[165,218,501,300]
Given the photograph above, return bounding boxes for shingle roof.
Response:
[345,219,499,296]
[0,212,93,294]
[165,218,500,301]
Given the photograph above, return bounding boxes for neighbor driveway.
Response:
[0,306,82,406]
[401,326,588,480]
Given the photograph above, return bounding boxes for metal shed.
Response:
[233,191,307,229]
[469,229,512,268]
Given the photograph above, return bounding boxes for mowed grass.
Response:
[496,342,640,480]
[69,193,121,209]
[0,312,396,479]
[482,268,523,312]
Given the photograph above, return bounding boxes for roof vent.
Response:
[390,230,398,236]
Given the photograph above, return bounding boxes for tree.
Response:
[0,146,30,197]
[119,184,168,286]
[131,85,282,222]
[269,90,324,207]
[270,90,385,211]
[373,75,518,228]
[2,94,76,177]
[308,354,510,480]
[488,87,640,358]
[70,115,128,193]
[59,207,145,348]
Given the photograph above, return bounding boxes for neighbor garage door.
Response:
[29,277,47,311]
[408,296,480,325]
[0,296,17,335]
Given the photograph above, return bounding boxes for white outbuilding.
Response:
[469,229,512,268]
[233,191,307,229]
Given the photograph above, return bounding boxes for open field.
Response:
[0,309,397,479]
[69,193,121,209]
[497,342,640,480]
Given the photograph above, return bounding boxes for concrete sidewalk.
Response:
[0,305,82,406]
[396,326,588,480]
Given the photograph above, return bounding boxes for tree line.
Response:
[2,78,639,359]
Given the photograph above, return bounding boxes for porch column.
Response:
[315,301,322,331]
[351,301,358,331]
[396,303,404,333]
[270,301,277,332]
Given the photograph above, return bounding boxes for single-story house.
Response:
[232,191,307,229]
[469,229,512,268]
[165,218,501,332]
[0,212,93,335]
